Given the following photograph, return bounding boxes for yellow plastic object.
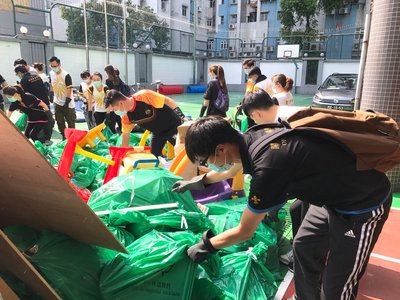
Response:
[169,148,187,173]
[77,123,107,148]
[231,170,244,196]
[166,141,175,160]
[139,130,151,147]
[120,152,159,175]
[172,154,190,177]
[75,145,115,166]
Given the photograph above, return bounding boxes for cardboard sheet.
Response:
[0,113,125,253]
[0,230,60,300]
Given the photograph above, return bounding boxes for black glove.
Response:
[63,97,71,108]
[49,91,54,103]
[187,230,218,263]
[173,107,186,123]
[171,174,206,193]
[88,110,93,120]
[104,114,112,127]
[199,105,207,118]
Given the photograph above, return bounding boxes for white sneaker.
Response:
[280,249,294,265]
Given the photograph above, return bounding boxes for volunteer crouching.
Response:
[105,89,185,157]
[183,100,392,300]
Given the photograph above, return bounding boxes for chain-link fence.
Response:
[2,0,363,61]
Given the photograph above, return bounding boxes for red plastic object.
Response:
[103,146,152,184]
[158,85,184,95]
[103,146,133,184]
[57,128,87,179]
[68,180,91,203]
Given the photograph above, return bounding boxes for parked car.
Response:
[312,73,357,111]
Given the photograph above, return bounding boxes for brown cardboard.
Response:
[0,230,60,300]
[176,120,194,145]
[0,113,125,253]
[0,277,21,300]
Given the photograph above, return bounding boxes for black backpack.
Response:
[212,80,229,112]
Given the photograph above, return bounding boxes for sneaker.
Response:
[44,140,53,146]
[280,249,294,265]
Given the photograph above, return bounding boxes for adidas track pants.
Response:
[292,193,392,300]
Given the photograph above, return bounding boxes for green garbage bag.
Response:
[199,243,277,300]
[205,197,248,215]
[190,277,226,300]
[28,230,108,300]
[34,140,48,156]
[102,126,114,140]
[3,225,39,252]
[15,113,27,131]
[88,168,201,215]
[209,210,277,254]
[99,230,198,299]
[126,209,214,237]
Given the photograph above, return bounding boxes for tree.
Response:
[60,1,169,49]
[280,0,344,43]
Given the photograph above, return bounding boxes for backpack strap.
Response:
[247,121,293,158]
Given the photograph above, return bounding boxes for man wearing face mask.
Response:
[15,64,50,106]
[105,89,185,157]
[49,56,75,139]
[248,66,273,96]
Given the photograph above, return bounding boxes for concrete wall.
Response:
[152,55,193,84]
[54,45,136,85]
[0,39,22,83]
[322,60,360,81]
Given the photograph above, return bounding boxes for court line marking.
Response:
[370,253,400,264]
[274,270,294,300]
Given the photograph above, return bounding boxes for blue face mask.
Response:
[83,79,90,84]
[7,96,17,103]
[115,110,127,117]
[93,81,102,88]
[244,69,250,75]
[249,78,256,84]
[207,150,233,172]
[51,67,60,73]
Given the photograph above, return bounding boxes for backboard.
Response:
[277,44,300,59]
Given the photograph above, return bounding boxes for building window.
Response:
[207,18,213,26]
[198,16,202,25]
[221,0,224,4]
[220,15,224,24]
[277,11,282,20]
[260,12,268,21]
[247,12,257,22]
[182,5,187,16]
[161,0,167,11]
[207,39,214,50]
[210,0,215,8]
[220,40,228,49]
[230,14,237,23]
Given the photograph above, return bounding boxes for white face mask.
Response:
[244,69,250,75]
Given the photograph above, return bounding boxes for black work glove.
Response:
[173,107,186,123]
[187,230,219,263]
[199,105,207,118]
[104,114,112,127]
[63,97,71,108]
[88,110,93,120]
[171,174,206,193]
[49,91,54,103]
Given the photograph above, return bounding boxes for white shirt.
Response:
[274,91,294,106]
[254,78,273,96]
[50,68,75,108]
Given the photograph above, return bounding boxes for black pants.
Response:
[94,111,107,125]
[150,128,177,157]
[43,110,55,141]
[293,193,392,300]
[25,122,47,142]
[54,104,76,139]
[290,200,309,238]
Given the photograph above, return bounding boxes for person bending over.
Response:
[105,89,185,157]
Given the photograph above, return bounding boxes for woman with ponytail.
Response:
[200,64,229,117]
[4,85,49,142]
[271,73,294,106]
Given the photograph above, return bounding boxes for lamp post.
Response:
[192,0,198,84]
[122,0,128,84]
[83,0,90,71]
[104,0,109,64]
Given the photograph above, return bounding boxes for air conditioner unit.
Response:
[255,45,261,51]
[256,52,261,57]
[338,7,349,14]
[216,52,223,57]
[242,53,248,57]
[208,52,215,58]
[231,0,237,4]
[229,51,236,58]
[352,43,360,51]
[266,46,274,52]
[329,9,336,15]
[229,24,236,29]
[198,7,202,13]
[247,52,252,56]
[229,46,234,51]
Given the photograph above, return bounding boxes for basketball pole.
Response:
[291,58,299,94]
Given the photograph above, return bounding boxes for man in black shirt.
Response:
[15,65,54,143]
[181,93,392,300]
